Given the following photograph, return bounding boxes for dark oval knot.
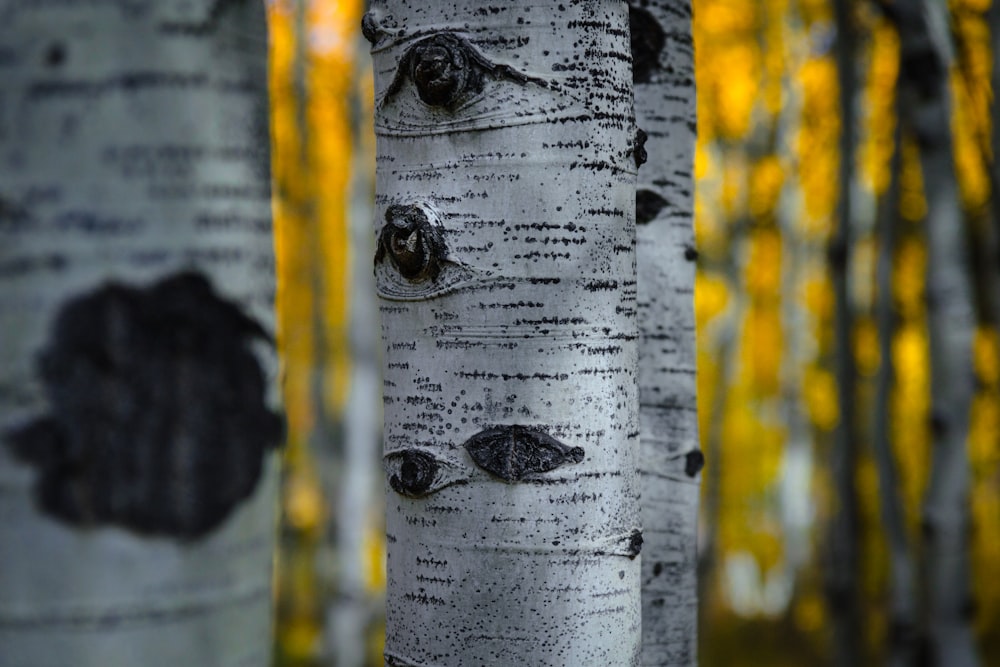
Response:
[376,204,447,282]
[389,450,440,497]
[410,34,472,107]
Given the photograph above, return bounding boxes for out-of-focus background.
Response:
[266,1,1000,665]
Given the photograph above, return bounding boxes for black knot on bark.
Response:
[409,33,477,107]
[626,529,643,559]
[376,204,447,282]
[361,12,381,46]
[929,410,949,438]
[685,449,705,477]
[388,450,440,497]
[633,128,648,168]
[463,425,584,482]
[45,43,66,67]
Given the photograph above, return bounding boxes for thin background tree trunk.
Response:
[628,2,700,665]
[872,101,918,667]
[0,2,279,665]
[366,1,641,664]
[829,1,864,663]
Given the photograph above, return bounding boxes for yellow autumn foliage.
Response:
[861,20,899,196]
[268,0,1000,663]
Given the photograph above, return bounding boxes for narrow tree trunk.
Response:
[628,2,700,665]
[0,2,280,666]
[365,1,641,664]
[872,108,918,667]
[324,28,385,665]
[829,1,864,663]
[988,0,1000,316]
[992,0,1000,221]
[891,1,980,665]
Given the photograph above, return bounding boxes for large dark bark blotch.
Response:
[464,426,584,482]
[4,271,283,540]
[629,5,665,84]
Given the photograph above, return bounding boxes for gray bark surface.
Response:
[892,1,980,665]
[0,2,279,665]
[628,2,700,665]
[366,1,641,664]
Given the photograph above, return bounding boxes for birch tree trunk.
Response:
[0,2,280,665]
[627,2,700,664]
[365,1,641,664]
[891,1,980,665]
[829,2,863,663]
[872,107,917,667]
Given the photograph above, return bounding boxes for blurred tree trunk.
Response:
[271,2,383,664]
[829,1,863,663]
[993,0,1000,229]
[890,1,980,665]
[988,0,1000,318]
[872,103,918,667]
[0,2,280,666]
[366,1,641,663]
[323,20,383,666]
[628,2,701,665]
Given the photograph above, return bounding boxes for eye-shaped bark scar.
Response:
[463,426,585,483]
[384,448,466,498]
[629,6,666,84]
[388,449,438,496]
[3,271,283,541]
[382,32,548,110]
[374,203,480,301]
[636,189,667,225]
[375,203,447,282]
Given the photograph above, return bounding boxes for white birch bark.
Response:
[627,2,700,665]
[892,1,980,664]
[365,1,641,664]
[0,2,280,665]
